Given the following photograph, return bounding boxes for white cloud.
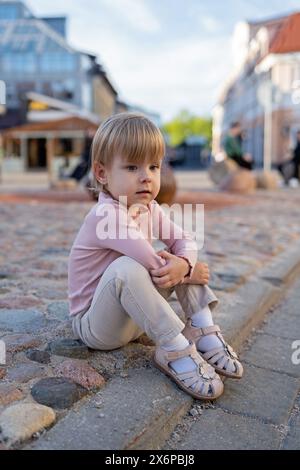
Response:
[81,29,233,120]
[28,0,300,121]
[100,0,161,33]
[198,15,221,34]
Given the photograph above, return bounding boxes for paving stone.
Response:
[0,288,10,295]
[0,272,12,280]
[25,349,51,364]
[176,408,281,450]
[282,396,300,450]
[2,334,42,353]
[27,368,192,450]
[218,364,299,424]
[0,296,42,309]
[55,359,105,390]
[41,247,69,256]
[0,309,48,333]
[0,384,23,406]
[0,368,6,379]
[46,301,69,321]
[263,309,300,340]
[283,420,300,449]
[243,334,300,378]
[0,403,55,446]
[46,339,89,359]
[6,363,47,383]
[31,377,87,409]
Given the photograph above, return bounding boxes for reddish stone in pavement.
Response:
[0,384,23,406]
[2,334,42,353]
[0,368,6,379]
[55,359,105,390]
[0,296,43,309]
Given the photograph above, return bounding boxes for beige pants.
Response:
[72,255,219,350]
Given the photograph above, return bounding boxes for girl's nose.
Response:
[139,171,151,182]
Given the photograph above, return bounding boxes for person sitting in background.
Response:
[292,130,300,183]
[69,129,95,182]
[223,122,253,171]
[277,131,300,187]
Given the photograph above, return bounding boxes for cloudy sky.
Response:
[27,0,300,122]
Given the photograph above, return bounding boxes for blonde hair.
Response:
[91,112,165,192]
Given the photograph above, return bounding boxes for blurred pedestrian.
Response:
[223,122,253,170]
[69,129,95,182]
[277,130,300,186]
[292,130,300,181]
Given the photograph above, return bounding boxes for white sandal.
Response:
[183,320,243,379]
[153,341,224,400]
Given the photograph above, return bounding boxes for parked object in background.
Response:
[219,169,256,194]
[210,160,281,192]
[167,137,209,169]
[209,159,238,186]
[155,163,177,205]
[254,170,281,190]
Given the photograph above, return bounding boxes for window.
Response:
[2,53,36,73]
[40,52,76,72]
[16,81,35,100]
[0,5,18,20]
[14,24,38,34]
[42,79,75,101]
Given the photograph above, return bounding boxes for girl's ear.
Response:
[93,161,107,184]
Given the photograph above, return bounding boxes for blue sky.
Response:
[27,0,300,122]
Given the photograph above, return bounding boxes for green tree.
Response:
[162,109,212,147]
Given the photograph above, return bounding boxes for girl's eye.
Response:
[126,166,137,171]
[150,165,160,170]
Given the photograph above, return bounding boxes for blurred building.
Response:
[0,1,161,177]
[213,12,300,168]
[0,0,119,130]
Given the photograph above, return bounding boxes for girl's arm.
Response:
[152,201,198,279]
[93,203,167,271]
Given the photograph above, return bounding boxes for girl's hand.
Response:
[150,250,190,288]
[184,261,210,285]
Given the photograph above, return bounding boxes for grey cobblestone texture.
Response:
[0,186,300,448]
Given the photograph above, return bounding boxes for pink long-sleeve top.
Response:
[68,191,198,316]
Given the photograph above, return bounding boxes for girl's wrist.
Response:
[177,256,192,278]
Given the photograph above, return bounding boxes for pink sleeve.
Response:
[92,203,166,271]
[152,201,198,277]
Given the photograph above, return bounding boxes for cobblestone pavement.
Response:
[164,276,300,450]
[0,185,300,447]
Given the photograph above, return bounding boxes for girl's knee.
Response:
[108,256,150,280]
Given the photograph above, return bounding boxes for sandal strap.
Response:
[198,324,221,336]
[183,319,221,342]
[158,340,198,362]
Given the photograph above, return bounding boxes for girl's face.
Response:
[95,155,162,207]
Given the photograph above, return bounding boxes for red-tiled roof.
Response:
[270,12,300,54]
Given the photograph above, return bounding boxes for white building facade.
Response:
[213,13,300,169]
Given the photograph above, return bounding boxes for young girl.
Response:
[68,113,243,401]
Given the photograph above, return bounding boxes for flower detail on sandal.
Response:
[183,320,243,379]
[153,341,224,400]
